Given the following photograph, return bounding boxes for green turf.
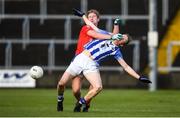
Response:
[0,88,180,117]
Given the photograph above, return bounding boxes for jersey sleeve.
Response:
[114,48,123,60]
[98,29,111,35]
[82,25,93,34]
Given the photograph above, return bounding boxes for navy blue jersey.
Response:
[84,30,123,65]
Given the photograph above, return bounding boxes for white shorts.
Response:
[66,53,99,76]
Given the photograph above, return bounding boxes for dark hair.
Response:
[87,9,100,18]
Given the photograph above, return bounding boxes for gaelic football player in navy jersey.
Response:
[57,30,152,112]
[57,9,151,112]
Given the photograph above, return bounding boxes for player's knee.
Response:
[94,86,103,93]
[57,80,65,89]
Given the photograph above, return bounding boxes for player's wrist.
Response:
[80,13,85,17]
[114,23,119,25]
[82,15,86,19]
[111,33,123,40]
[114,18,121,25]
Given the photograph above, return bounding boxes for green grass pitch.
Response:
[0,89,180,117]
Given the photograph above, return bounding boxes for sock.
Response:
[57,95,64,102]
[79,98,86,105]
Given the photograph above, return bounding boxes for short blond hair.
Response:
[87,9,100,18]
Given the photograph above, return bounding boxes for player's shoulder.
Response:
[82,25,93,30]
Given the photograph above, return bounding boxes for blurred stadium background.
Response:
[0,0,180,89]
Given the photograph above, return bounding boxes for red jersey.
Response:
[75,25,93,55]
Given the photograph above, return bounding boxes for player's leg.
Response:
[72,76,83,100]
[72,75,83,112]
[75,72,102,112]
[73,77,93,112]
[57,71,75,98]
[82,84,93,112]
[83,72,103,101]
[57,71,75,111]
[57,55,82,111]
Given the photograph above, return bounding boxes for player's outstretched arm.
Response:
[112,18,121,34]
[72,8,99,32]
[118,58,152,84]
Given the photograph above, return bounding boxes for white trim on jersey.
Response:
[84,39,123,64]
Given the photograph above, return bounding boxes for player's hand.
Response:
[139,76,152,84]
[111,33,123,40]
[114,18,121,25]
[72,8,85,17]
